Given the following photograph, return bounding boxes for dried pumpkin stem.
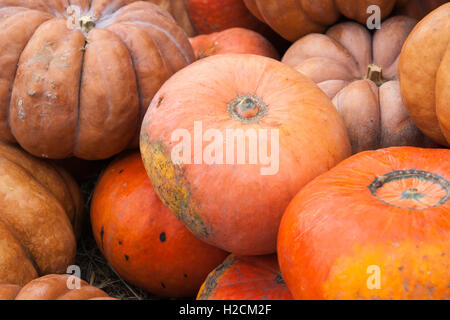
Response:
[365,64,384,87]
[79,16,96,35]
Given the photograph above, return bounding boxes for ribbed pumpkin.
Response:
[0,274,116,300]
[0,0,194,160]
[278,147,449,300]
[395,0,448,20]
[283,16,435,154]
[0,140,83,286]
[197,254,293,300]
[243,0,398,42]
[399,3,450,147]
[189,27,279,60]
[147,0,196,36]
[90,152,228,298]
[140,54,351,255]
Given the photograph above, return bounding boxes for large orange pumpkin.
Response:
[278,147,449,300]
[0,274,116,300]
[140,54,351,255]
[399,3,450,147]
[189,27,279,60]
[0,140,83,286]
[0,0,194,160]
[395,0,448,20]
[243,0,398,41]
[90,152,228,298]
[197,254,293,300]
[283,16,435,154]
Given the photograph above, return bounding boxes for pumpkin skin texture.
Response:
[140,54,351,255]
[0,140,82,286]
[278,147,450,300]
[90,152,228,298]
[0,1,194,160]
[283,16,436,154]
[399,3,450,147]
[197,254,293,300]
[395,0,448,20]
[243,0,398,42]
[189,27,279,60]
[0,274,115,300]
[147,0,196,36]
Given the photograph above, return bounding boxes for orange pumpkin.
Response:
[0,0,194,160]
[90,152,228,298]
[399,3,450,147]
[0,274,115,300]
[183,0,268,35]
[278,147,449,300]
[395,0,448,20]
[197,254,293,300]
[244,0,398,41]
[189,28,279,60]
[283,16,435,154]
[140,54,351,255]
[0,140,83,286]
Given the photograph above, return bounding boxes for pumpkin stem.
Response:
[365,64,384,87]
[227,94,268,124]
[368,169,449,210]
[79,16,96,35]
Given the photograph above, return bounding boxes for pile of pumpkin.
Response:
[0,0,448,300]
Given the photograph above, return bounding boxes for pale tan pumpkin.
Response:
[283,16,435,154]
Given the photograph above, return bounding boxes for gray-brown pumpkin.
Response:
[282,16,435,154]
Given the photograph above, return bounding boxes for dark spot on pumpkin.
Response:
[118,240,123,245]
[274,272,285,285]
[156,96,164,108]
[100,226,104,250]
[184,274,188,278]
[119,169,124,174]
[124,255,129,261]
[161,282,166,289]
[398,265,404,271]
[160,232,166,242]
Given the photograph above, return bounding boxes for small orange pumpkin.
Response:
[90,152,228,298]
[278,147,449,300]
[189,28,279,60]
[197,254,293,300]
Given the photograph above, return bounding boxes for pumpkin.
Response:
[0,274,116,300]
[140,54,351,255]
[283,16,436,154]
[0,140,83,286]
[189,27,279,60]
[90,152,228,298]
[147,0,196,36]
[395,0,448,20]
[243,0,399,42]
[183,0,268,35]
[0,0,194,160]
[197,254,293,300]
[278,147,450,300]
[399,3,450,147]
